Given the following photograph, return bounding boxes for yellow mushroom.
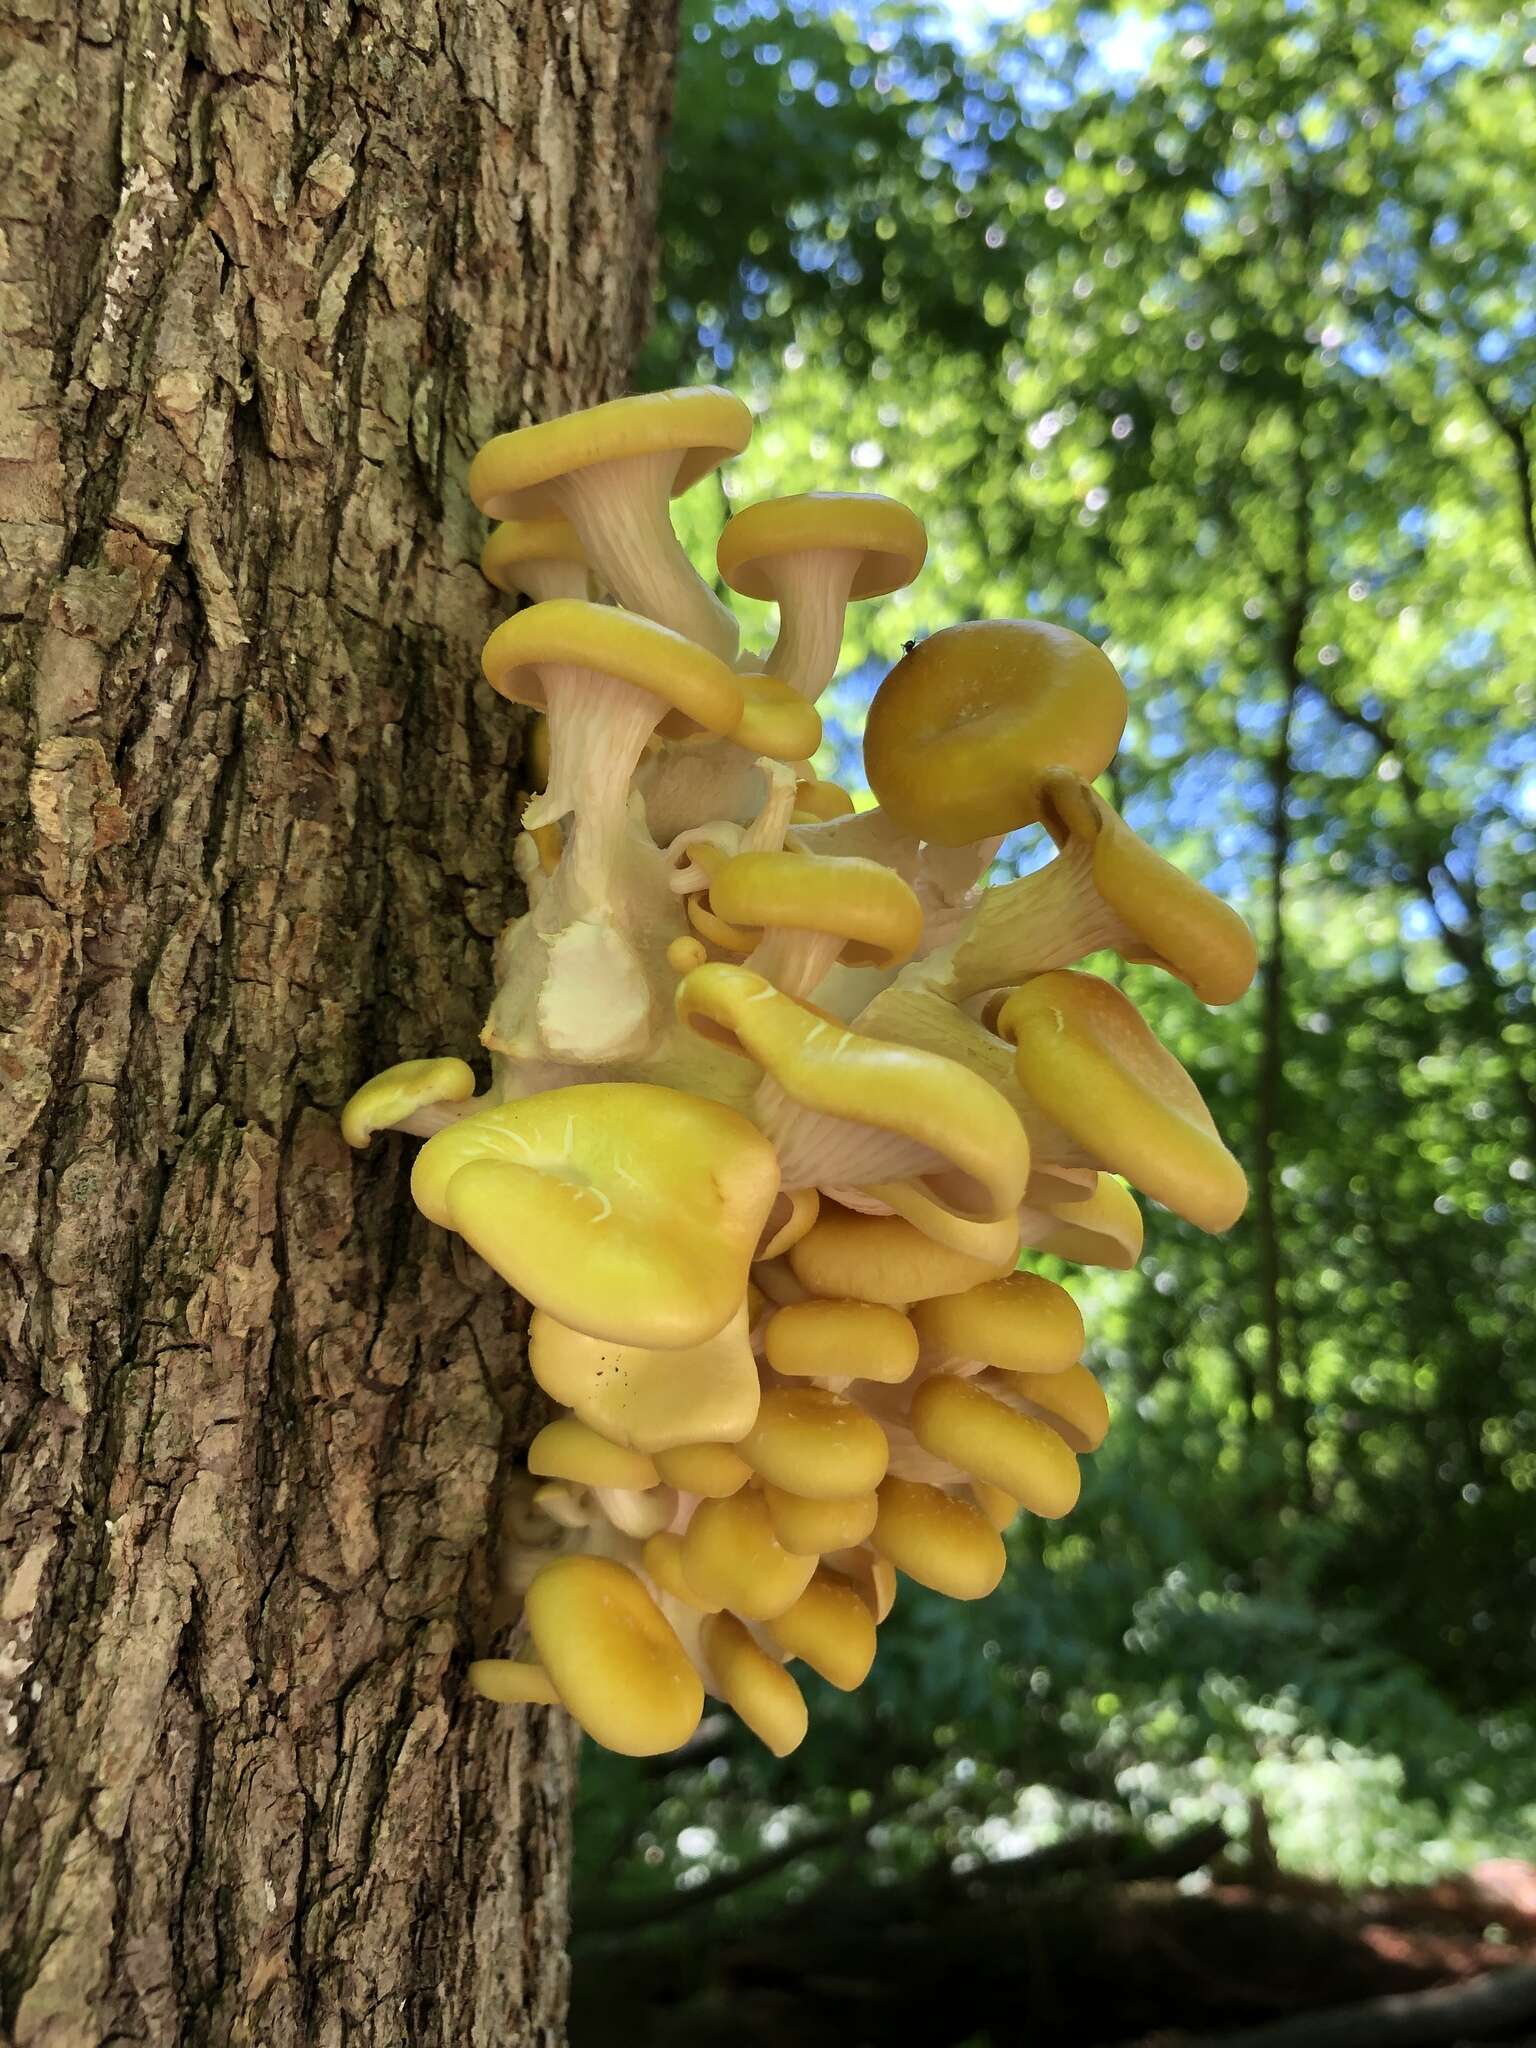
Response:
[528,1302,761,1453]
[706,848,923,1000]
[526,1417,659,1492]
[1003,1363,1111,1454]
[701,1613,809,1756]
[652,1440,754,1499]
[908,1273,1085,1376]
[863,619,1128,844]
[411,1083,780,1348]
[909,1375,1081,1517]
[1019,1173,1144,1270]
[469,387,751,659]
[680,1490,818,1619]
[871,1477,1007,1599]
[480,515,592,604]
[764,1571,878,1690]
[467,1660,563,1707]
[997,972,1248,1233]
[737,1385,890,1500]
[717,491,927,700]
[762,1298,920,1385]
[676,963,1030,1223]
[523,1555,704,1756]
[340,1057,479,1148]
[762,1485,881,1556]
[787,1204,1018,1308]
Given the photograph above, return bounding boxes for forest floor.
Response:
[571,1828,1536,2047]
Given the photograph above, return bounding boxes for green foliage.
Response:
[583,0,1536,1917]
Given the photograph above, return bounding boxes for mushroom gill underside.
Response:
[341,386,1256,1761]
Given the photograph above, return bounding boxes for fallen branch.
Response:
[1178,1963,1536,2048]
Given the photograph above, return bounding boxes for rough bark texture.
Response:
[0,1,677,2040]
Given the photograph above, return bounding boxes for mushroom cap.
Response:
[1008,1363,1111,1453]
[970,1481,1020,1532]
[469,386,753,520]
[765,1571,879,1690]
[1023,1173,1144,1270]
[762,1485,880,1556]
[909,1273,1084,1375]
[527,1416,660,1492]
[482,598,743,739]
[680,1490,818,1620]
[525,1555,704,1756]
[910,1376,1081,1517]
[788,1205,1019,1308]
[824,1547,898,1621]
[701,1613,809,1757]
[642,1529,719,1611]
[652,1440,753,1498]
[467,1659,562,1707]
[762,1299,920,1384]
[1039,769,1257,1006]
[340,1056,476,1148]
[863,619,1128,845]
[676,964,1031,1223]
[480,516,588,594]
[731,672,825,760]
[793,776,857,822]
[738,1385,890,1500]
[529,1302,760,1454]
[757,1186,821,1262]
[710,850,923,969]
[866,1180,1027,1265]
[871,1477,1007,1599]
[998,972,1248,1234]
[411,1084,780,1349]
[717,491,927,601]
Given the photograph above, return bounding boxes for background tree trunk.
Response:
[0,1,677,2039]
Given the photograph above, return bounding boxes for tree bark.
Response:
[0,1,677,2041]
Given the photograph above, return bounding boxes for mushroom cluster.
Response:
[342,387,1256,1760]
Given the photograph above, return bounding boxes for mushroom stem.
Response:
[520,561,592,603]
[524,667,667,913]
[552,451,739,662]
[764,550,861,700]
[389,1096,485,1139]
[912,837,1117,1002]
[746,926,845,1001]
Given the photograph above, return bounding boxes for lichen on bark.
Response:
[0,1,679,2040]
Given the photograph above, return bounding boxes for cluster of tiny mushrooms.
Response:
[343,387,1256,1760]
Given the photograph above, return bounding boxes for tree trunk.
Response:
[0,2,677,2041]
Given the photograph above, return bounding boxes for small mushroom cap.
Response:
[871,1477,1007,1599]
[525,1555,704,1757]
[998,972,1248,1234]
[762,1485,881,1556]
[866,1180,1027,1265]
[717,491,927,600]
[788,1205,1019,1308]
[529,1303,760,1454]
[710,850,923,968]
[910,1375,1081,1517]
[527,1417,660,1492]
[738,1385,890,1500]
[1009,1363,1111,1453]
[970,1481,1020,1532]
[469,386,753,519]
[864,619,1128,844]
[467,1659,562,1707]
[652,1441,753,1499]
[763,1299,920,1384]
[731,671,824,759]
[765,1571,879,1690]
[701,1612,809,1757]
[1024,1173,1144,1270]
[482,598,743,739]
[824,1547,898,1621]
[480,516,588,593]
[677,964,1031,1223]
[680,1490,818,1620]
[1039,769,1257,1006]
[757,1186,821,1262]
[411,1084,780,1349]
[909,1273,1084,1375]
[340,1057,476,1148]
[642,1530,720,1611]
[793,776,857,822]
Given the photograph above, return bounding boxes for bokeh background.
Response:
[573,4,1536,2038]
